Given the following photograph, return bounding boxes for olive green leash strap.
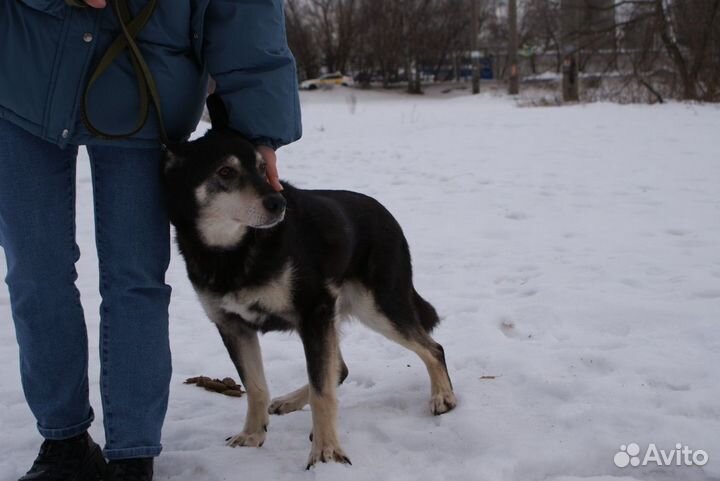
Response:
[80,0,169,146]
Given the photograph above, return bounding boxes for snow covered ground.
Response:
[1,89,719,481]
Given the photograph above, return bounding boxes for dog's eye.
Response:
[258,163,267,175]
[217,166,235,178]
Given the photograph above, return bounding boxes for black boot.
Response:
[104,458,153,481]
[19,432,106,481]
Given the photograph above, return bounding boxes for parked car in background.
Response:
[300,72,354,90]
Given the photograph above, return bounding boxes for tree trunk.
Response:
[508,0,520,94]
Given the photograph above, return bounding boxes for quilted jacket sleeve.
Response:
[203,0,302,149]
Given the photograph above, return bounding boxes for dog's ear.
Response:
[163,143,185,173]
[206,93,230,131]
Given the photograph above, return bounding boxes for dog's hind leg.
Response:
[400,329,456,415]
[299,300,351,468]
[406,290,457,414]
[347,283,457,415]
[216,324,270,447]
[383,328,456,415]
[268,349,348,416]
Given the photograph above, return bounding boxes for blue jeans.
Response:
[0,119,172,460]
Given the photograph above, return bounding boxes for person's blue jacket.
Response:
[0,0,302,149]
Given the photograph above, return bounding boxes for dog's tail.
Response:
[413,289,440,333]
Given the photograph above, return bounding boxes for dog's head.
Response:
[163,95,286,249]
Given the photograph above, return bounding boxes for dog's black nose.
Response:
[262,194,286,213]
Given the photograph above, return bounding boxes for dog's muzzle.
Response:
[256,193,286,228]
[262,193,286,215]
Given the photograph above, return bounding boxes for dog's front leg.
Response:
[299,302,351,469]
[217,324,270,447]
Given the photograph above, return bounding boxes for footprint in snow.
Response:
[499,318,533,340]
[505,211,528,220]
[646,378,691,392]
[691,289,720,299]
[348,375,376,389]
[516,264,540,272]
[620,278,643,288]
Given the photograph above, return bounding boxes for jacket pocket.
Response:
[189,0,209,66]
[17,0,67,17]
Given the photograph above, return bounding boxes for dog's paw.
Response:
[306,443,351,469]
[269,395,306,415]
[225,429,267,448]
[430,391,457,415]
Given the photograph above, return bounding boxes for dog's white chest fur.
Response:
[198,262,296,327]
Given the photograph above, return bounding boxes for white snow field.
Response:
[1,89,719,481]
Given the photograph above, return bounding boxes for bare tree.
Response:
[303,0,358,74]
[562,0,720,101]
[285,0,320,80]
[653,0,720,100]
[285,0,719,102]
[521,0,564,73]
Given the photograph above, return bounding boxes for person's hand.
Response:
[256,145,283,192]
[85,0,106,7]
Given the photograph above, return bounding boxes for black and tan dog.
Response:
[163,95,456,468]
